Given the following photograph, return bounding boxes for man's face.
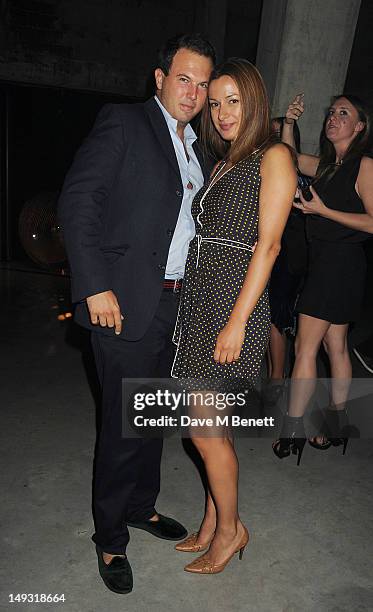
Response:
[155,48,213,126]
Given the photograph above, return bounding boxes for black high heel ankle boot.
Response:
[326,408,359,455]
[307,407,360,454]
[272,414,306,466]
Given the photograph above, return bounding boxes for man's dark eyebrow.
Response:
[176,73,209,84]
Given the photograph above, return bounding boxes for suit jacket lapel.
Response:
[144,97,212,186]
[144,97,181,182]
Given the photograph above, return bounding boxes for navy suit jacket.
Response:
[58,97,211,340]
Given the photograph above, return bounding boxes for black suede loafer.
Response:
[127,513,187,540]
[96,545,133,594]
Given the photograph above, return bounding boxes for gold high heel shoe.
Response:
[184,526,249,574]
[175,532,214,553]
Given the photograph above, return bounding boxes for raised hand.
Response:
[86,290,124,335]
[285,93,304,124]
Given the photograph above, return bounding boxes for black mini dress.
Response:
[296,157,370,324]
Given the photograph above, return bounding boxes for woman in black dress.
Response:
[273,93,373,463]
[172,59,297,573]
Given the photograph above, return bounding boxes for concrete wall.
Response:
[0,0,195,96]
[256,0,361,154]
[0,0,263,96]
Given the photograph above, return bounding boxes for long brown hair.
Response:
[200,58,276,163]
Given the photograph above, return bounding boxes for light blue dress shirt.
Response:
[154,96,204,279]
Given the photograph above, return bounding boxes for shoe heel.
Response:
[342,438,348,455]
[273,415,306,464]
[239,545,246,560]
[296,440,306,466]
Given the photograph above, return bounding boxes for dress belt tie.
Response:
[195,234,255,269]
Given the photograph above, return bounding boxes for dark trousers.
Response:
[91,290,180,553]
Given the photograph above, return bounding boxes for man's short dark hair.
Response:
[157,33,216,75]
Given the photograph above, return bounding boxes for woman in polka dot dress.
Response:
[172,59,297,574]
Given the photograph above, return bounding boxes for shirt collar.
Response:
[154,95,197,144]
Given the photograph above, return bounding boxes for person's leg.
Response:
[322,323,351,407]
[263,325,287,405]
[272,314,330,457]
[191,445,232,548]
[194,490,216,545]
[188,435,246,566]
[92,291,179,561]
[269,324,287,379]
[309,323,352,450]
[288,314,331,417]
[126,291,179,521]
[91,333,163,559]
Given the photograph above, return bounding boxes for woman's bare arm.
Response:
[213,144,297,364]
[282,93,319,177]
[230,144,297,322]
[295,157,373,233]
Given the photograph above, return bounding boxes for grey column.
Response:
[256,0,361,153]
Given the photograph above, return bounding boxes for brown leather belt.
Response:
[163,279,183,293]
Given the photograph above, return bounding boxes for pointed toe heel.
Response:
[175,533,196,552]
[175,532,214,553]
[184,526,249,574]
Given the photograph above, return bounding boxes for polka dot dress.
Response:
[171,155,271,385]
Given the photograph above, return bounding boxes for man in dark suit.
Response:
[58,34,215,594]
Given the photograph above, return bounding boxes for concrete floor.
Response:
[0,266,373,612]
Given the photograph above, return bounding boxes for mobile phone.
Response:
[301,186,313,201]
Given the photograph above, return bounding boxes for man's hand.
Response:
[86,290,124,335]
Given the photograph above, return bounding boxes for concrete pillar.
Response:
[256,0,361,153]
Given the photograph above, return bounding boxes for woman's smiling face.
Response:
[208,75,242,142]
